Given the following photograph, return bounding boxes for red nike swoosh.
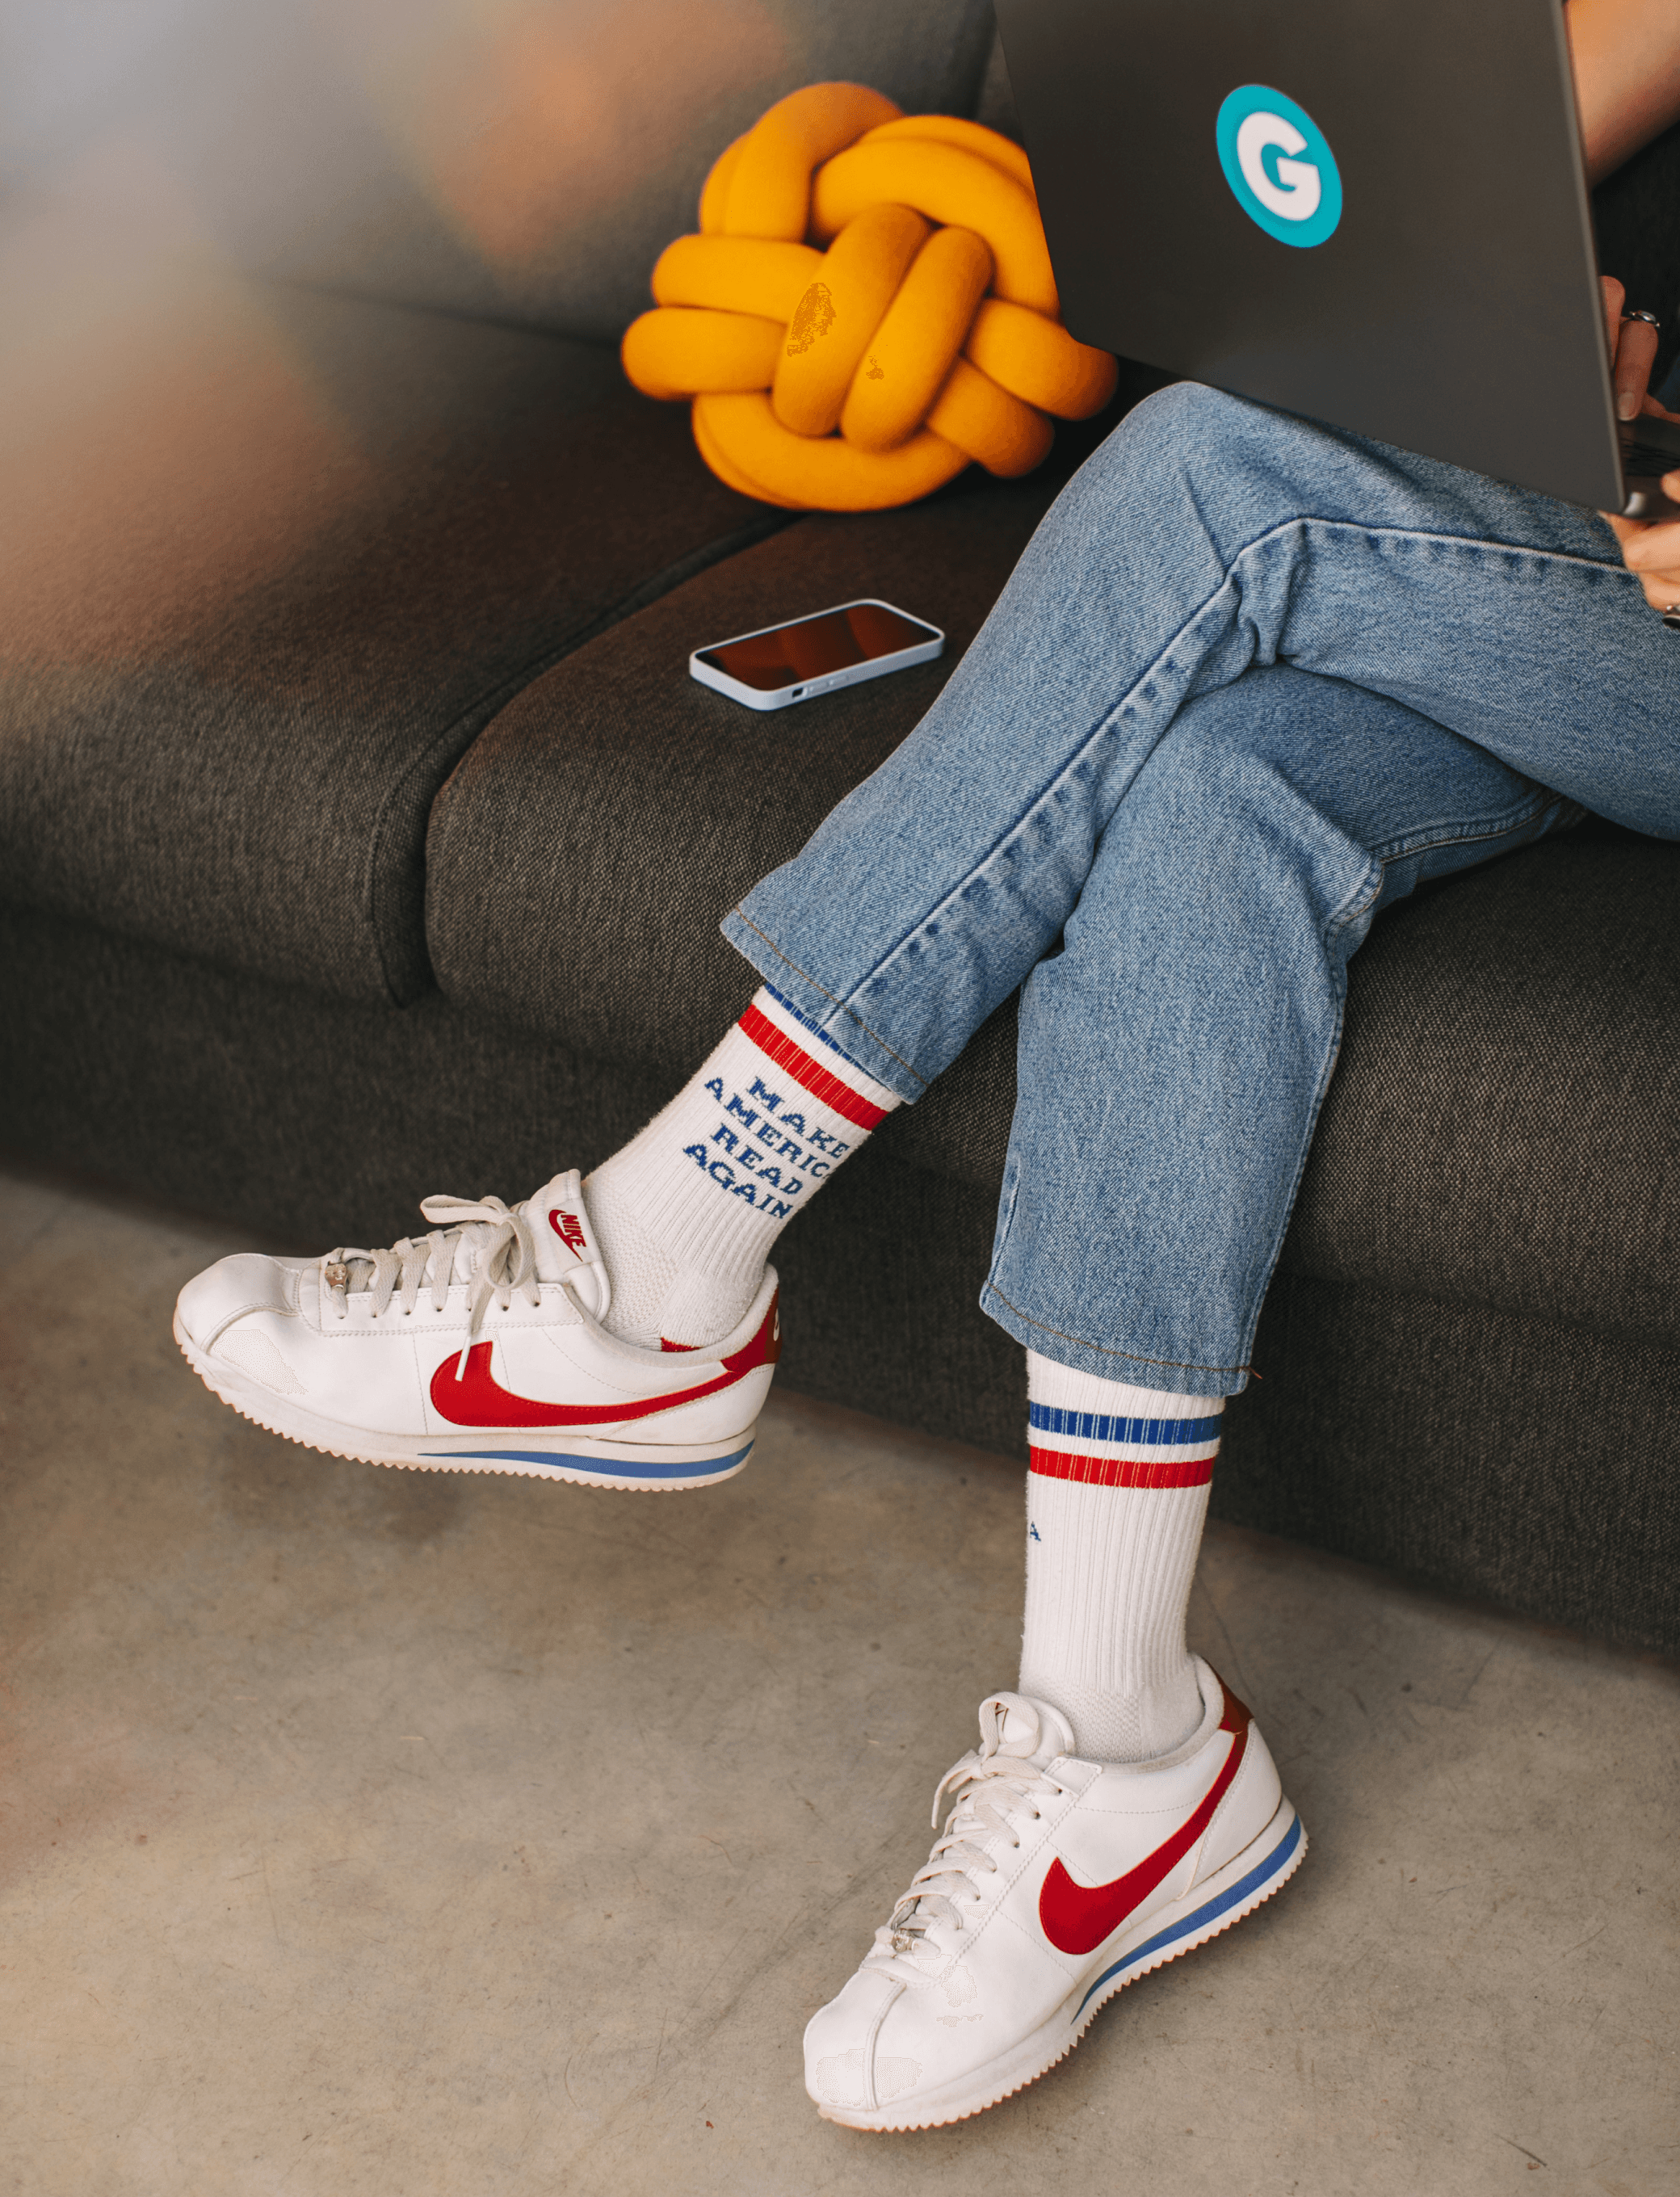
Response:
[429,1291,780,1429]
[1038,1683,1252,1957]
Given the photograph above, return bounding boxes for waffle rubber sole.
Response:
[174,1315,755,1489]
[816,1795,1306,2132]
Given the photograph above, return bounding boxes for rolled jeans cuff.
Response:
[720,903,932,1107]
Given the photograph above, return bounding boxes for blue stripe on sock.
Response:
[414,1440,754,1481]
[1029,1402,1224,1446]
[1073,1811,1303,2018]
[761,984,873,1073]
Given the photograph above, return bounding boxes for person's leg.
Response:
[1002,663,1575,1756]
[804,663,1586,2131]
[585,985,902,1346]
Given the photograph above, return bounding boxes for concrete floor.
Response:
[1,1161,1675,2197]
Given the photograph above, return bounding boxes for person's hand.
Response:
[1598,275,1680,615]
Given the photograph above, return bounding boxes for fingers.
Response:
[1602,276,1665,420]
[1614,314,1661,420]
[1606,498,1680,610]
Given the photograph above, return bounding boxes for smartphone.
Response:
[689,599,944,712]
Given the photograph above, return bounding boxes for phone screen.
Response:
[696,603,938,692]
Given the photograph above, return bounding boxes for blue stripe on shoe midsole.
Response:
[413,1440,754,1481]
[1073,1810,1303,2018]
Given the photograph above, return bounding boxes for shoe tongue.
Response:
[525,1170,610,1315]
[978,1691,1076,1767]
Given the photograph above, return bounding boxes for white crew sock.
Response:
[1018,1349,1224,1763]
[584,985,901,1347]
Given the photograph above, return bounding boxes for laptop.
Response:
[995,0,1680,516]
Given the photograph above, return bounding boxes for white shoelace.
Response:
[321,1194,606,1371]
[869,1737,1065,1972]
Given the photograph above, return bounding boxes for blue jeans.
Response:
[721,385,1680,1395]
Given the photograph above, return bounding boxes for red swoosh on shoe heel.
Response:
[1038,1684,1252,1957]
[429,1291,780,1429]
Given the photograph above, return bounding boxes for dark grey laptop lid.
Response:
[997,0,1623,509]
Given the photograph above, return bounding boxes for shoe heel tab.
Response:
[1190,1654,1251,1739]
[724,1286,782,1376]
[1211,1671,1252,1738]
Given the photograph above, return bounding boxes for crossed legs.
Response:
[176,382,1680,2128]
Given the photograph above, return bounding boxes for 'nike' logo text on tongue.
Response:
[548,1209,589,1258]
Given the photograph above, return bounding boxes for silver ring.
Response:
[1623,309,1662,329]
[1664,603,1680,631]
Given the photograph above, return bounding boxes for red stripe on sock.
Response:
[1029,1445,1216,1489]
[737,1002,888,1132]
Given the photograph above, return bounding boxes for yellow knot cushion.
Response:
[620,82,1119,511]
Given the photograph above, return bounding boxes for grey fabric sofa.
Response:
[3,4,1677,1655]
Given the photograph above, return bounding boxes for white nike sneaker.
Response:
[804,1658,1304,2129]
[173,1170,779,1489]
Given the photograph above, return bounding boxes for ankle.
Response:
[583,1164,762,1348]
[1018,1351,1222,1766]
[1023,1668,1204,1764]
[580,985,902,1348]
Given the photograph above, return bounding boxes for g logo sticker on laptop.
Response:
[1216,85,1342,247]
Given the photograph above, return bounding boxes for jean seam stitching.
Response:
[1366,792,1560,870]
[1270,515,1627,577]
[985,1150,1025,1294]
[1220,849,1386,1376]
[724,909,931,1090]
